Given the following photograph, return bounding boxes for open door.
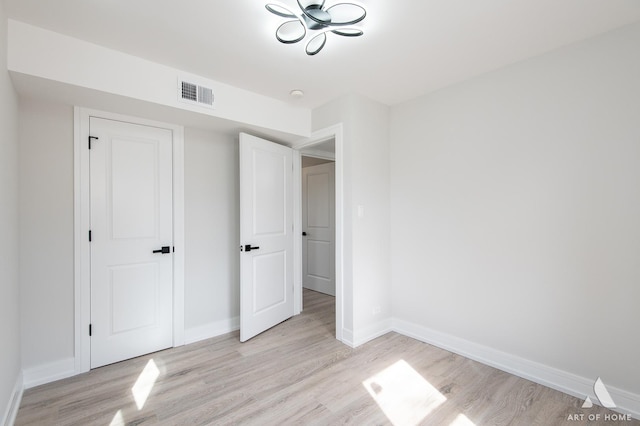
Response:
[239,133,294,342]
[302,161,335,296]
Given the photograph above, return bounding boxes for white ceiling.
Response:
[5,0,640,110]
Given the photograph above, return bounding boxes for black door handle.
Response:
[244,244,260,252]
[302,232,307,236]
[153,246,171,254]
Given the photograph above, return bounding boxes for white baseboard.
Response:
[353,319,392,348]
[342,328,355,348]
[342,319,392,348]
[20,318,240,390]
[184,316,239,345]
[2,372,23,426]
[23,357,76,389]
[391,318,640,420]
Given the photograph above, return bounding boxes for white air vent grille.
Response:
[178,77,214,108]
[198,86,213,106]
[181,81,197,102]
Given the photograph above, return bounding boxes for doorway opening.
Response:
[301,154,335,297]
[293,124,343,342]
[301,154,336,336]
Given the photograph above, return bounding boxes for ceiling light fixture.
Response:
[266,1,366,56]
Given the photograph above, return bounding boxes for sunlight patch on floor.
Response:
[363,359,447,425]
[131,358,160,410]
[109,409,125,426]
[450,413,476,425]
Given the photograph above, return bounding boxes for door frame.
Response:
[301,158,336,296]
[292,124,343,342]
[73,107,185,373]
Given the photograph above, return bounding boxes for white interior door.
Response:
[90,117,174,368]
[302,162,336,296]
[239,133,294,342]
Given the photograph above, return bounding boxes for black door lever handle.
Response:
[244,244,260,252]
[153,246,171,254]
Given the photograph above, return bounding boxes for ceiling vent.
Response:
[178,77,214,108]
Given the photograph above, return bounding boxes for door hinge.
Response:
[89,230,92,242]
[88,136,99,149]
[89,324,92,336]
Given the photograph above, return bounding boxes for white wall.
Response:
[19,99,75,370]
[0,1,21,423]
[18,102,243,369]
[390,21,640,401]
[313,95,391,345]
[184,128,240,341]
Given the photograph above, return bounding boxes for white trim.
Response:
[292,124,345,342]
[293,150,302,316]
[2,372,23,426]
[184,317,240,345]
[300,149,335,161]
[343,321,393,349]
[342,328,355,348]
[23,358,75,389]
[74,107,185,374]
[352,319,393,348]
[172,127,186,347]
[392,318,640,420]
[73,107,90,374]
[612,390,640,421]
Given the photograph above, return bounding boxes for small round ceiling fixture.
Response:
[266,1,366,56]
[290,89,305,98]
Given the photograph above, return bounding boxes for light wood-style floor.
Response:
[16,289,637,425]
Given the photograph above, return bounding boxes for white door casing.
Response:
[292,124,343,342]
[239,133,294,342]
[89,117,174,368]
[302,162,336,296]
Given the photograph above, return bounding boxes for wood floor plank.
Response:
[15,289,639,425]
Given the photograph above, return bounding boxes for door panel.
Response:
[110,138,158,239]
[302,162,336,296]
[307,173,330,227]
[254,151,287,235]
[109,264,158,333]
[240,133,293,342]
[307,240,331,279]
[90,117,173,368]
[254,251,287,313]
